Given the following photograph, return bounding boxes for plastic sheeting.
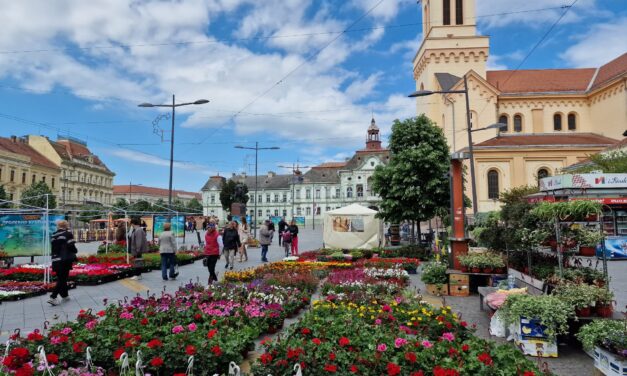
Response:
[322,204,382,250]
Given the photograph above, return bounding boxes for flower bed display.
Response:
[0,281,57,302]
[321,267,408,299]
[363,257,421,273]
[0,263,137,286]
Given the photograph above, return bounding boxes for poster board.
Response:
[270,216,282,228]
[0,214,65,256]
[294,216,306,226]
[153,215,185,238]
[323,204,381,250]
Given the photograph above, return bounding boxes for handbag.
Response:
[202,257,208,267]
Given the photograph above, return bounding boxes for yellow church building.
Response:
[412,0,626,213]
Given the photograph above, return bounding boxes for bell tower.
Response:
[366,118,382,150]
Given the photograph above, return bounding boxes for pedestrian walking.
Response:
[222,221,241,270]
[268,220,275,243]
[238,217,250,262]
[115,222,127,247]
[281,229,292,257]
[203,220,223,284]
[129,217,148,280]
[159,222,178,281]
[278,217,288,246]
[48,220,78,306]
[259,220,274,262]
[289,219,299,255]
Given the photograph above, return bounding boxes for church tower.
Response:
[365,118,382,150]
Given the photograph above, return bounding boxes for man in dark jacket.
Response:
[130,218,148,280]
[48,220,78,306]
[278,217,288,246]
[222,221,241,270]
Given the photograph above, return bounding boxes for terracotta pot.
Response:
[575,307,592,317]
[471,267,481,273]
[460,266,468,273]
[579,246,596,257]
[482,267,493,274]
[596,303,613,318]
[495,267,505,274]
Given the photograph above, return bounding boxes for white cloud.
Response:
[486,55,508,71]
[345,73,382,101]
[109,149,214,175]
[561,17,627,68]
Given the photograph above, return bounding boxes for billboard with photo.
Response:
[0,214,65,256]
[294,216,306,226]
[153,215,185,238]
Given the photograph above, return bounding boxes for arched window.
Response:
[455,0,463,24]
[443,0,451,25]
[553,113,562,131]
[568,113,577,130]
[513,114,522,132]
[537,168,550,186]
[487,170,499,199]
[498,114,508,132]
[346,186,353,198]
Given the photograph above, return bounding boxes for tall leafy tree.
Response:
[186,198,203,213]
[77,204,104,223]
[113,198,129,210]
[21,181,57,209]
[571,150,627,173]
[219,180,249,212]
[152,199,168,212]
[371,115,450,224]
[130,200,152,213]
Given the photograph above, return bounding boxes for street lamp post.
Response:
[408,75,506,216]
[138,95,209,209]
[128,182,143,207]
[235,142,279,238]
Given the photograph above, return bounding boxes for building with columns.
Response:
[413,0,625,213]
[201,119,390,224]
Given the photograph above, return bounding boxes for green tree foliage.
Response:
[113,198,129,210]
[130,200,152,213]
[21,181,57,209]
[499,185,542,250]
[186,198,203,213]
[571,150,627,173]
[371,115,450,223]
[152,198,168,212]
[0,185,9,208]
[219,180,249,212]
[77,204,104,223]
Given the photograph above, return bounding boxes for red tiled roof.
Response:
[57,139,90,157]
[54,139,112,172]
[473,133,618,148]
[113,185,201,200]
[591,52,627,90]
[486,69,595,94]
[603,137,627,152]
[313,162,347,168]
[0,137,59,170]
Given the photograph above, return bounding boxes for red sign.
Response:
[569,197,627,205]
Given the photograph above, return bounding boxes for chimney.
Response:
[10,135,17,142]
[267,171,276,178]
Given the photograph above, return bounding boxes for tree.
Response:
[0,185,9,208]
[186,198,203,213]
[152,199,168,212]
[21,181,57,209]
[571,150,627,173]
[77,204,104,223]
[371,115,450,225]
[113,198,129,210]
[130,200,152,213]
[219,180,249,212]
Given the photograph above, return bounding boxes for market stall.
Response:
[323,204,383,250]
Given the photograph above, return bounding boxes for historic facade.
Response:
[0,136,61,204]
[413,0,625,212]
[27,135,115,208]
[112,185,201,206]
[201,120,390,224]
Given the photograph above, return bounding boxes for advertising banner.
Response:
[270,216,282,228]
[294,216,306,226]
[596,237,627,259]
[540,174,627,191]
[153,216,185,238]
[0,214,65,256]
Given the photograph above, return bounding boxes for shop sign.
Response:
[540,174,627,191]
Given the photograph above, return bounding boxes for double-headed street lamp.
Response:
[234,142,280,237]
[138,95,209,209]
[408,75,505,216]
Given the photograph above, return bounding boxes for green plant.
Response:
[420,261,448,285]
[576,320,626,352]
[595,287,614,304]
[576,227,603,247]
[498,294,575,339]
[96,243,126,254]
[552,283,599,309]
[458,253,504,269]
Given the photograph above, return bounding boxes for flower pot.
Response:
[494,267,505,274]
[579,246,596,257]
[482,267,493,274]
[460,266,468,273]
[471,267,481,273]
[596,303,613,318]
[575,307,591,317]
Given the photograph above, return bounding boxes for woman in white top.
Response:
[159,222,178,281]
[238,217,250,262]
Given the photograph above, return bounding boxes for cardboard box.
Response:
[449,274,469,285]
[449,284,469,296]
[594,346,627,376]
[513,317,558,358]
[425,284,449,296]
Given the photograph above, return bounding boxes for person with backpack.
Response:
[48,220,78,306]
[281,229,292,257]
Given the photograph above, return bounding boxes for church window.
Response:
[553,113,562,131]
[568,113,577,130]
[513,115,522,132]
[443,0,451,25]
[455,0,463,25]
[346,187,353,198]
[356,184,364,197]
[537,168,550,186]
[487,170,499,200]
[498,115,508,132]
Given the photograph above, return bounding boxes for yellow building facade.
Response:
[0,136,61,204]
[413,0,626,213]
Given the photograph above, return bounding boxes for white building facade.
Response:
[201,120,390,226]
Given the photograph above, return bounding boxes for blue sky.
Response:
[0,0,625,192]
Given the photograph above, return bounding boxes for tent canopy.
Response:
[326,204,378,215]
[323,204,382,250]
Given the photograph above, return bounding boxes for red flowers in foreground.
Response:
[324,364,337,372]
[207,329,218,339]
[260,353,273,365]
[387,362,401,376]
[338,336,350,347]
[147,339,163,349]
[211,345,222,356]
[149,357,164,367]
[478,352,494,366]
[185,345,196,355]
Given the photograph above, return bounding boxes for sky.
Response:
[0,0,625,192]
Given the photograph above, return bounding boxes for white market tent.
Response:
[323,204,383,250]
